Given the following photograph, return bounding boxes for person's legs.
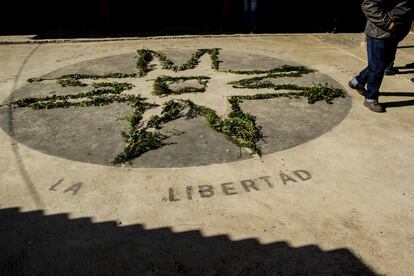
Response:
[384,61,397,75]
[364,36,386,101]
[250,0,258,32]
[349,37,369,95]
[384,39,399,75]
[356,67,369,86]
[243,0,251,32]
[349,67,368,96]
[350,36,386,112]
[221,0,231,31]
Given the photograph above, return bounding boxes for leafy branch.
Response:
[136,48,221,76]
[152,76,210,96]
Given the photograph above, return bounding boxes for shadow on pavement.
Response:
[381,92,414,97]
[383,99,414,109]
[381,91,414,109]
[394,62,414,75]
[393,70,414,75]
[0,207,378,275]
[397,45,414,49]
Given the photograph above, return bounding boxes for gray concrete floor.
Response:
[0,33,413,275]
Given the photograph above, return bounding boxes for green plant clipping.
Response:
[57,78,87,87]
[153,76,210,96]
[7,82,137,110]
[6,48,346,165]
[145,99,262,155]
[304,83,345,104]
[28,73,139,84]
[227,65,315,75]
[136,48,221,76]
[113,100,167,165]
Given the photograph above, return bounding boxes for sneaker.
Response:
[384,67,399,76]
[348,78,366,96]
[364,100,385,113]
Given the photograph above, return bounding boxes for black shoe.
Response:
[384,67,399,76]
[364,100,385,113]
[348,79,366,96]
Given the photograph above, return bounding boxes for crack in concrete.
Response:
[6,44,45,209]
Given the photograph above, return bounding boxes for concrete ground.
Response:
[0,33,413,275]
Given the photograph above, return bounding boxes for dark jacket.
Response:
[362,0,414,40]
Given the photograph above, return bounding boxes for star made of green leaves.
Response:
[4,48,346,165]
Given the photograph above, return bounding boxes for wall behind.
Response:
[0,0,365,37]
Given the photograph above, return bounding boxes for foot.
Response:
[348,78,366,96]
[364,100,385,113]
[384,67,399,76]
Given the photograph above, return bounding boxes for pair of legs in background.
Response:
[350,36,399,112]
[244,0,258,33]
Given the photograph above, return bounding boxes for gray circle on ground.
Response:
[0,50,351,168]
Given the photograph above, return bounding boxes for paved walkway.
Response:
[0,33,413,275]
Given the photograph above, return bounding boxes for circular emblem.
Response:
[0,49,351,168]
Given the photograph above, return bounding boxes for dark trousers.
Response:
[243,0,258,32]
[356,36,398,100]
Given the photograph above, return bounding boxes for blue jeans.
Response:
[244,0,258,32]
[356,36,398,100]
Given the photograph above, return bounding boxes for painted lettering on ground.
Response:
[167,170,311,202]
[49,179,83,195]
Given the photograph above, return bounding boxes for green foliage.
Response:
[230,83,345,104]
[221,98,262,154]
[136,48,221,77]
[152,76,210,96]
[147,100,187,129]
[227,65,315,75]
[137,49,156,77]
[9,94,147,110]
[113,130,169,165]
[59,72,139,80]
[8,81,162,164]
[229,66,346,105]
[231,92,301,101]
[145,99,263,155]
[28,73,139,83]
[228,65,315,90]
[57,79,87,87]
[27,77,44,83]
[304,83,346,104]
[231,78,303,90]
[92,82,134,92]
[7,82,136,109]
[149,50,176,71]
[14,48,347,164]
[113,101,168,165]
[177,48,221,71]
